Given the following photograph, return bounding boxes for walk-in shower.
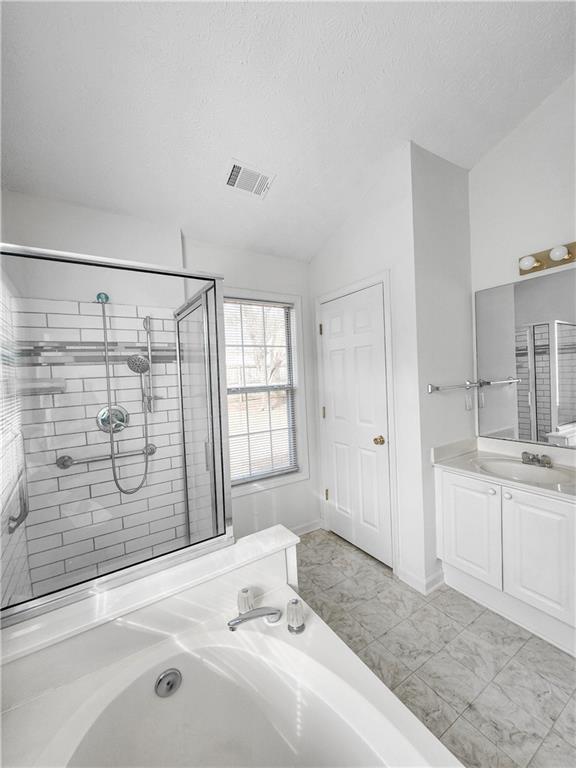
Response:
[0,245,231,619]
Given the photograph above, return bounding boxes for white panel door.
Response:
[320,284,392,565]
[502,487,575,625]
[442,472,502,588]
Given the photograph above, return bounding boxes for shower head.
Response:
[127,354,150,374]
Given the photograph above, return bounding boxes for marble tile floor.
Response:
[296,530,576,768]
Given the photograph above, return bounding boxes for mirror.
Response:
[476,269,576,449]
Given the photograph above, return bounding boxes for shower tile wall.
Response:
[515,328,532,441]
[534,324,551,441]
[0,276,33,606]
[557,323,576,427]
[11,297,210,600]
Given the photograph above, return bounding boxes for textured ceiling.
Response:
[2,2,574,261]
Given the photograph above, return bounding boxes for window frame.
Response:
[223,288,309,498]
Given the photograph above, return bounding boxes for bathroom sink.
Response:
[476,457,574,485]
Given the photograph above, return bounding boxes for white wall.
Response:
[310,142,475,592]
[311,143,427,590]
[2,191,183,268]
[183,237,320,539]
[470,76,575,292]
[411,144,475,582]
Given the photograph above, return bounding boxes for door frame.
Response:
[315,271,398,570]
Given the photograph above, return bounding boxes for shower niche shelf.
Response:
[16,378,67,396]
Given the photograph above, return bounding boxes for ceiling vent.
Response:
[226,160,273,198]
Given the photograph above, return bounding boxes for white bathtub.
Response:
[60,637,384,767]
[1,528,461,767]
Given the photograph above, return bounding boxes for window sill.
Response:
[231,468,310,498]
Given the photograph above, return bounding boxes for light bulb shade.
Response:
[549,245,569,262]
[519,255,538,271]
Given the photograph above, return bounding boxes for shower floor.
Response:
[296,530,576,768]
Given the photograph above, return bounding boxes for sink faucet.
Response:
[227,606,282,631]
[521,451,553,468]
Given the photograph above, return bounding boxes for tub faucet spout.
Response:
[227,606,282,631]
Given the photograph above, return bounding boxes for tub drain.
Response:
[155,668,182,698]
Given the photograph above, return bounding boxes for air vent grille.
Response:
[226,161,273,198]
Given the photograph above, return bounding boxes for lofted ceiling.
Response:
[2,2,574,262]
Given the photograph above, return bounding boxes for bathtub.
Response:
[1,528,460,767]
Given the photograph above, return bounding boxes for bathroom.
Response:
[1,2,574,767]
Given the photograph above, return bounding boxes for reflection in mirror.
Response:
[0,250,228,613]
[476,269,576,449]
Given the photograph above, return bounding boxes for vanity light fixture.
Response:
[518,241,575,276]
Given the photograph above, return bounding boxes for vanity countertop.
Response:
[434,450,576,499]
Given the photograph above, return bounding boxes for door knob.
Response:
[504,492,512,500]
[488,488,496,495]
[373,435,386,445]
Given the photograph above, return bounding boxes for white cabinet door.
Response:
[502,487,575,625]
[442,472,502,588]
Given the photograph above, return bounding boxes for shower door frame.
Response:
[0,243,233,626]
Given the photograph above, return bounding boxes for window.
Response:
[224,298,298,485]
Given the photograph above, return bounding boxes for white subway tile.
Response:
[96,498,148,523]
[19,394,54,410]
[47,314,101,329]
[13,312,47,327]
[25,433,87,454]
[29,539,93,569]
[27,533,63,554]
[63,518,122,545]
[150,512,187,534]
[16,327,80,342]
[59,364,107,380]
[94,523,149,550]
[25,506,61,525]
[97,548,152,576]
[28,478,59,497]
[65,543,124,572]
[125,528,176,554]
[152,538,186,557]
[137,306,175,320]
[80,302,136,317]
[21,422,54,439]
[54,418,94,435]
[28,486,90,513]
[123,504,174,528]
[15,298,78,315]
[26,512,92,540]
[80,328,138,343]
[22,405,86,424]
[61,493,121,519]
[30,561,65,583]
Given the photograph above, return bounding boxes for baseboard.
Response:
[290,519,324,537]
[444,565,575,656]
[394,565,444,596]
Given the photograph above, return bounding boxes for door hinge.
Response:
[319,323,323,336]
[322,406,326,419]
[324,488,329,501]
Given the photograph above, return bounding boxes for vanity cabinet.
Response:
[441,473,502,588]
[436,468,576,647]
[502,487,575,625]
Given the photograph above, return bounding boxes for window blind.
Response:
[224,298,298,485]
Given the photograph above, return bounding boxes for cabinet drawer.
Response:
[442,472,502,589]
[502,487,575,625]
